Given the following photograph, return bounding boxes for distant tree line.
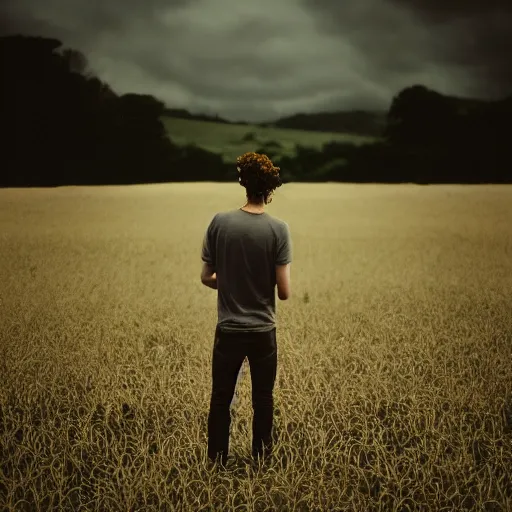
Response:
[1,34,510,187]
[266,110,386,137]
[266,86,511,184]
[163,108,245,126]
[0,35,231,187]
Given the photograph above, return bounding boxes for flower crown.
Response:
[236,152,280,178]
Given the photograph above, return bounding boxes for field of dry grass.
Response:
[1,183,511,511]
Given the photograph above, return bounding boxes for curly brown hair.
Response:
[236,152,282,204]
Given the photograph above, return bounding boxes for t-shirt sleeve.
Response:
[276,222,292,265]
[201,215,218,268]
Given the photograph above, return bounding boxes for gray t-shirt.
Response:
[201,208,292,333]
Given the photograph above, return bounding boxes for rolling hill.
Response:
[163,107,386,137]
[161,116,379,164]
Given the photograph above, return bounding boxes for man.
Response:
[201,152,292,470]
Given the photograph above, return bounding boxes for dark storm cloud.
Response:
[2,0,194,36]
[304,0,512,99]
[2,0,510,122]
[390,0,512,96]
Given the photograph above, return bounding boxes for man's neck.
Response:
[242,202,265,213]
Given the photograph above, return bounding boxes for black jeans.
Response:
[207,324,277,467]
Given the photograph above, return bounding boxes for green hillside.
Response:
[161,116,379,163]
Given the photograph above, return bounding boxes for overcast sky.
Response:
[2,0,511,123]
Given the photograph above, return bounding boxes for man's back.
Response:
[202,208,292,333]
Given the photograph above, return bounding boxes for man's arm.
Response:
[276,222,292,300]
[201,263,218,290]
[201,215,218,290]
